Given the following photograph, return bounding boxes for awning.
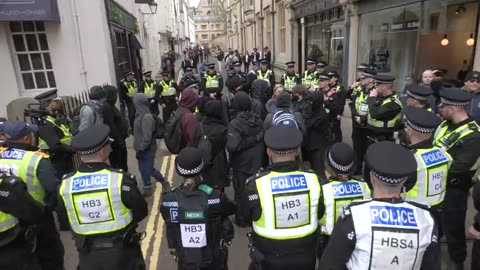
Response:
[0,0,60,22]
[132,35,143,50]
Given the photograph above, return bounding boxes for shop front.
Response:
[356,0,479,90]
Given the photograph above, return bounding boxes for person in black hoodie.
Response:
[304,91,332,181]
[193,100,230,189]
[102,85,129,171]
[250,79,269,120]
[227,91,265,227]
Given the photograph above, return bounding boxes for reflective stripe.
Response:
[0,212,18,233]
[160,81,176,96]
[283,75,297,91]
[403,148,452,206]
[434,121,479,151]
[321,180,370,235]
[26,154,42,192]
[258,70,272,85]
[252,171,321,240]
[144,82,156,98]
[39,116,71,150]
[123,81,137,97]
[302,71,318,88]
[205,75,220,88]
[367,95,402,128]
[60,170,133,235]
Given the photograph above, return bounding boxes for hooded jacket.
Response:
[133,93,156,152]
[250,79,268,120]
[102,86,128,146]
[193,100,230,188]
[227,92,265,174]
[179,88,199,147]
[304,91,332,151]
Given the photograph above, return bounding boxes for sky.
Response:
[189,0,200,8]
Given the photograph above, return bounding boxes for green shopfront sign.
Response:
[106,0,139,33]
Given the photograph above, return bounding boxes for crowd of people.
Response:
[1,43,480,270]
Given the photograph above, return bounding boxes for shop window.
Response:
[9,21,56,91]
[278,3,286,53]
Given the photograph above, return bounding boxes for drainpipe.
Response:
[72,0,88,90]
[259,0,263,50]
[271,0,276,67]
[253,1,256,47]
[342,4,350,84]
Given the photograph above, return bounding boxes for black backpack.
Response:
[69,102,98,136]
[150,113,165,139]
[164,108,185,154]
[197,123,218,165]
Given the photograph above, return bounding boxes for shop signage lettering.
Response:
[386,20,419,32]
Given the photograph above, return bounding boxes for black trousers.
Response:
[308,148,328,182]
[35,211,64,270]
[232,170,251,225]
[78,243,145,270]
[442,187,469,264]
[331,118,342,143]
[177,246,228,270]
[50,154,75,179]
[250,250,316,270]
[351,126,366,174]
[244,64,250,73]
[109,143,128,171]
[472,239,480,270]
[163,103,178,123]
[0,235,41,270]
[125,100,136,132]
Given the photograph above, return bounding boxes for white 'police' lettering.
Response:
[332,182,363,197]
[72,174,109,191]
[370,206,418,227]
[1,150,25,160]
[421,150,448,166]
[270,174,308,192]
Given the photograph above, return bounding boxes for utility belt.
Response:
[76,229,145,251]
[247,232,313,258]
[0,225,37,251]
[162,96,178,105]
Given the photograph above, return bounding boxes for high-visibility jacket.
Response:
[321,179,370,235]
[0,148,47,205]
[251,171,321,240]
[258,70,272,85]
[367,94,402,129]
[0,175,18,233]
[302,70,318,88]
[403,147,452,206]
[123,81,137,97]
[143,81,156,98]
[205,75,220,88]
[38,115,72,150]
[160,80,176,96]
[59,169,133,235]
[283,74,299,92]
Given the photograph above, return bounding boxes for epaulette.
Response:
[110,168,136,180]
[245,169,270,185]
[340,199,371,219]
[405,200,431,211]
[62,171,76,180]
[120,79,125,83]
[198,184,213,195]
[34,151,49,158]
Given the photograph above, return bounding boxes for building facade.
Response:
[193,0,226,48]
[0,0,194,117]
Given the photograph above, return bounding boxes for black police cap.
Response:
[72,124,112,155]
[317,61,327,68]
[175,147,204,177]
[318,72,330,81]
[327,143,354,174]
[403,107,441,134]
[439,88,472,106]
[34,89,61,103]
[405,84,433,101]
[206,63,216,68]
[143,71,152,76]
[360,69,377,79]
[124,70,134,76]
[286,61,295,67]
[233,61,242,66]
[366,141,417,185]
[357,63,370,70]
[264,125,302,154]
[374,74,396,84]
[161,70,171,76]
[465,71,480,82]
[259,59,269,64]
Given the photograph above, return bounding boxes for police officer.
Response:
[302,59,318,91]
[0,172,44,270]
[230,61,245,79]
[433,88,480,270]
[119,70,138,133]
[180,66,200,92]
[139,71,160,116]
[404,84,434,111]
[0,121,64,270]
[202,63,224,101]
[402,107,451,208]
[316,61,327,75]
[160,147,236,270]
[326,70,345,142]
[58,124,148,270]
[257,59,275,97]
[34,89,75,179]
[243,60,259,95]
[350,68,376,174]
[159,70,180,123]
[280,61,301,93]
[318,143,370,260]
[245,125,324,270]
[319,141,440,270]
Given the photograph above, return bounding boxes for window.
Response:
[10,21,56,91]
[201,24,207,30]
[278,3,286,53]
[208,0,213,4]
[265,10,272,48]
[216,24,221,29]
[201,34,209,40]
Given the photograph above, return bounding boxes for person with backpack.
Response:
[264,92,305,134]
[78,85,106,132]
[193,100,229,189]
[133,93,169,197]
[102,85,129,171]
[227,91,265,227]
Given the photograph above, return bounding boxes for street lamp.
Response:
[142,1,158,15]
